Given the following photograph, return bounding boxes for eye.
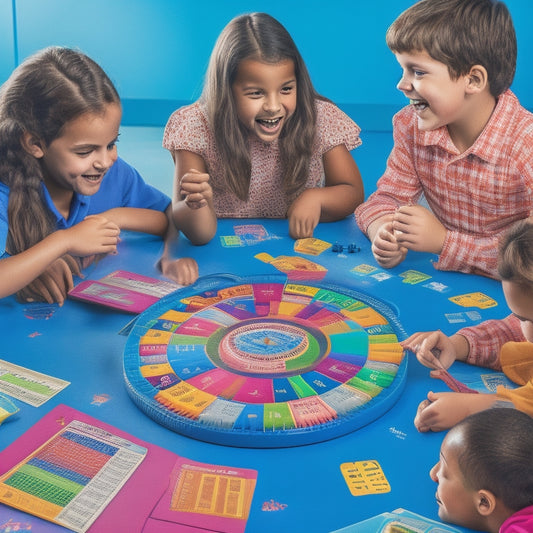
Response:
[245,90,263,98]
[107,135,120,150]
[413,69,425,78]
[281,84,295,94]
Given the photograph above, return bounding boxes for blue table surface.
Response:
[0,217,507,533]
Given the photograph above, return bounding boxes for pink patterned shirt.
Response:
[163,99,361,218]
[355,90,533,278]
[458,314,525,370]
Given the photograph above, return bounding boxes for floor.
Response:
[118,126,394,200]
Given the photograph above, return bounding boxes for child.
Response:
[402,219,533,432]
[163,12,364,245]
[0,46,198,305]
[430,409,533,532]
[355,0,533,279]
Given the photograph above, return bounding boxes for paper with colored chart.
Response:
[69,270,180,313]
[0,419,146,532]
[144,456,257,533]
[0,359,70,407]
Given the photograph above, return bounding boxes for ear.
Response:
[20,132,45,158]
[476,489,497,517]
[465,65,488,94]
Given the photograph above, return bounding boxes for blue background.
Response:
[1,0,532,129]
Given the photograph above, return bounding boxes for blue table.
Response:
[0,217,507,533]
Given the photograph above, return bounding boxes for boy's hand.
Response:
[371,221,408,268]
[401,330,457,370]
[179,168,212,210]
[414,391,503,432]
[393,205,447,254]
[66,215,120,256]
[160,257,199,286]
[17,255,81,305]
[287,189,321,239]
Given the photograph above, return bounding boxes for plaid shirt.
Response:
[458,314,525,370]
[355,90,533,278]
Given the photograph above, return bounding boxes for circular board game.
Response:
[123,274,407,447]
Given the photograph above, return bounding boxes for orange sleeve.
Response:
[495,341,533,416]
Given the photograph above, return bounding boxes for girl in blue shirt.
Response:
[0,46,198,304]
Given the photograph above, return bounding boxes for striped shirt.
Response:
[355,90,533,278]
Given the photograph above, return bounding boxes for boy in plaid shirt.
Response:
[355,0,533,278]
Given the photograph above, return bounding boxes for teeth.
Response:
[258,118,280,125]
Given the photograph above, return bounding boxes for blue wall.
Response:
[1,0,532,129]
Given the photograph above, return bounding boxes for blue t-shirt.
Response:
[0,157,170,257]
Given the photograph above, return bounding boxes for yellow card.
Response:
[449,292,497,309]
[340,459,391,496]
[351,264,378,275]
[294,238,332,256]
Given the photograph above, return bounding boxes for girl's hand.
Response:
[160,257,199,286]
[17,254,81,305]
[401,330,457,370]
[414,391,502,432]
[393,205,447,255]
[179,169,212,210]
[65,215,120,256]
[371,221,407,268]
[287,189,321,239]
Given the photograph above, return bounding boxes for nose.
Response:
[94,147,117,171]
[263,93,281,113]
[429,462,439,482]
[397,73,412,93]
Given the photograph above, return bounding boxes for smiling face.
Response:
[395,49,471,133]
[430,432,486,530]
[231,58,297,143]
[33,102,121,202]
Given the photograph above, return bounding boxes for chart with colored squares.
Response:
[123,274,408,447]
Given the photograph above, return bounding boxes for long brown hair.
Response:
[201,13,323,200]
[0,46,120,254]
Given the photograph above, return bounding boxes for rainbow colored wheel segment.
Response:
[123,274,407,447]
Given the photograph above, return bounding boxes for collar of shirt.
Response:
[40,183,90,229]
[418,89,517,164]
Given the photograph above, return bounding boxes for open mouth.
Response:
[82,173,103,182]
[410,98,429,112]
[256,117,282,130]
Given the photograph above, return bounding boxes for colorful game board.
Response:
[123,274,408,447]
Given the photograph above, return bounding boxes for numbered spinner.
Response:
[123,274,407,447]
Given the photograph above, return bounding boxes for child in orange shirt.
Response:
[403,219,533,432]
